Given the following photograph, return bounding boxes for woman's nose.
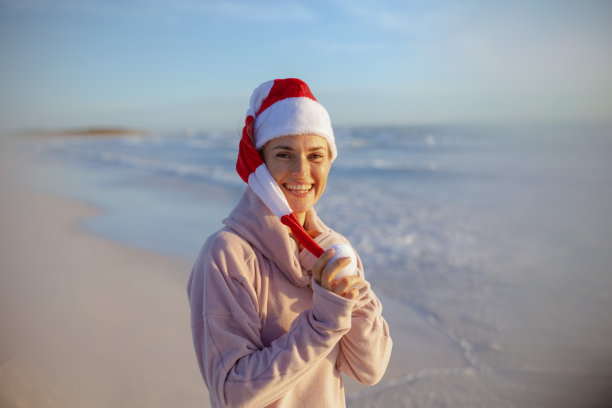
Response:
[292,156,310,178]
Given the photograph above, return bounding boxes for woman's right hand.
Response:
[312,248,362,300]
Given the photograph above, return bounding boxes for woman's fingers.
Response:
[312,248,336,284]
[331,275,362,300]
[321,257,351,291]
[306,230,322,240]
[313,247,363,299]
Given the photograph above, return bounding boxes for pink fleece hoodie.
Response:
[187,187,392,408]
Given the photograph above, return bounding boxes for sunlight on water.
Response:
[24,123,612,407]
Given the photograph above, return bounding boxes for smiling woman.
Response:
[187,78,392,408]
[261,134,331,225]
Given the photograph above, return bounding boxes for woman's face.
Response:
[262,134,331,223]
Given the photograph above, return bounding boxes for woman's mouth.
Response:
[283,183,314,196]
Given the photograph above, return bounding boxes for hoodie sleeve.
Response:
[336,278,393,385]
[187,233,355,408]
[299,233,393,386]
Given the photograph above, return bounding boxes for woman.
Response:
[187,78,392,407]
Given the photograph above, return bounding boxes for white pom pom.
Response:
[328,243,357,280]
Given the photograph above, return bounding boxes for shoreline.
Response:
[0,136,470,407]
[0,137,210,407]
[16,127,149,138]
[0,185,210,407]
[0,189,467,407]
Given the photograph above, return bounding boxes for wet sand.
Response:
[0,135,469,407]
[0,153,209,406]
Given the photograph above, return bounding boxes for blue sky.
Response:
[1,0,611,132]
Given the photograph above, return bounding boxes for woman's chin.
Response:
[289,204,311,216]
[283,192,314,213]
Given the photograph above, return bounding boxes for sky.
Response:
[0,0,611,132]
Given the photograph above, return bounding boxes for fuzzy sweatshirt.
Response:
[187,187,392,408]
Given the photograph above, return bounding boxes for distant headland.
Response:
[21,127,148,137]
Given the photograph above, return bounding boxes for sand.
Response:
[0,138,210,407]
[0,135,467,407]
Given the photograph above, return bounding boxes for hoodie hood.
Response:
[223,187,328,287]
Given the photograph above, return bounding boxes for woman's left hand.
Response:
[312,248,363,300]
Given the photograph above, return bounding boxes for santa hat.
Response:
[236,78,335,257]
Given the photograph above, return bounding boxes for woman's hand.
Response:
[312,248,362,300]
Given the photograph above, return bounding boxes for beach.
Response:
[2,124,612,407]
[0,137,209,407]
[0,135,466,407]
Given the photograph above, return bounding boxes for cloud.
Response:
[0,0,318,23]
[172,0,317,22]
[323,0,612,122]
[328,0,459,37]
[445,2,612,89]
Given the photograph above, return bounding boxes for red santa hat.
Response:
[236,78,336,257]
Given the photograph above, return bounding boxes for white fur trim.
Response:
[248,164,292,218]
[253,97,337,161]
[247,80,275,118]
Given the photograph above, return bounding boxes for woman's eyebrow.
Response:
[272,145,294,151]
[272,145,326,152]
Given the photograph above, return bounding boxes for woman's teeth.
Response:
[285,184,313,193]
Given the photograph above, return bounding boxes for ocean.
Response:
[23,123,612,407]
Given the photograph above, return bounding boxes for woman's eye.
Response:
[310,153,325,161]
[276,152,291,159]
